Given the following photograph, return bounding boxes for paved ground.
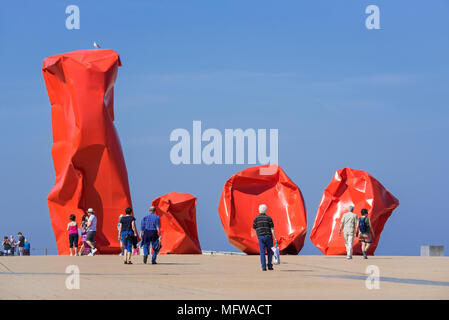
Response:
[0,254,448,299]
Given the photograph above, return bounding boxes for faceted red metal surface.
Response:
[152,192,202,254]
[42,49,132,255]
[310,168,399,255]
[218,165,307,254]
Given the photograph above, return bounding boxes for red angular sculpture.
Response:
[42,49,132,255]
[218,165,307,254]
[310,168,399,255]
[152,192,202,254]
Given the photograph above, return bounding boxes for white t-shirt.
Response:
[340,212,358,234]
[87,214,97,232]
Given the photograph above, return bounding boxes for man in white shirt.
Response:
[339,205,358,259]
[85,208,98,256]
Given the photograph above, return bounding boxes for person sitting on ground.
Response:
[357,208,375,259]
[2,236,11,256]
[67,214,79,256]
[118,207,138,264]
[252,204,277,271]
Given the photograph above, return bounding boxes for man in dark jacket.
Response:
[252,204,277,271]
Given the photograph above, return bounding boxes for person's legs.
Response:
[265,236,274,269]
[142,231,150,263]
[258,236,267,270]
[86,231,97,255]
[126,241,132,262]
[74,235,79,256]
[364,240,371,258]
[150,232,159,264]
[345,233,354,258]
[69,234,74,255]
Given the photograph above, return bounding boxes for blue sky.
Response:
[0,0,448,255]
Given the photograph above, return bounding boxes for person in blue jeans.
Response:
[140,206,161,264]
[118,207,138,264]
[252,204,277,271]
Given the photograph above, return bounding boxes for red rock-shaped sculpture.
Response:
[152,192,202,254]
[310,168,399,255]
[218,165,307,254]
[42,49,132,255]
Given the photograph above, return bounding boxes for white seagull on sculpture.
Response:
[93,42,100,49]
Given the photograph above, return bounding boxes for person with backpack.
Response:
[339,205,358,260]
[357,208,375,259]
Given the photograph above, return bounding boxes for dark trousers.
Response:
[258,235,273,269]
[142,230,159,263]
[69,233,79,248]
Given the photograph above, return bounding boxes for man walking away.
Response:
[118,207,138,264]
[85,208,98,256]
[358,208,375,259]
[16,232,25,256]
[140,206,161,264]
[339,205,358,260]
[252,204,277,271]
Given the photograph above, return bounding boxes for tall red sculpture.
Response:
[218,165,307,254]
[42,49,132,255]
[310,168,399,255]
[152,192,202,254]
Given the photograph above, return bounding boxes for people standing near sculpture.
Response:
[252,204,277,271]
[67,214,79,256]
[16,232,25,256]
[339,205,359,260]
[117,214,124,256]
[118,207,138,264]
[78,214,89,256]
[358,208,375,259]
[24,239,31,255]
[9,235,16,256]
[85,208,98,256]
[2,236,11,256]
[140,206,161,264]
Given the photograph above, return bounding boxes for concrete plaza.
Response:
[0,254,448,299]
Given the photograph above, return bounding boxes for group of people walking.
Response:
[117,206,161,265]
[63,203,372,270]
[339,205,375,259]
[67,206,161,265]
[252,204,375,271]
[66,208,98,256]
[1,233,30,256]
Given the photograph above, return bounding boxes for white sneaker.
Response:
[88,252,93,256]
[74,253,78,256]
[70,253,73,256]
[91,248,97,255]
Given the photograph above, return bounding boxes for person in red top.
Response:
[67,214,79,256]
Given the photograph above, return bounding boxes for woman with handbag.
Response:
[118,207,138,264]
